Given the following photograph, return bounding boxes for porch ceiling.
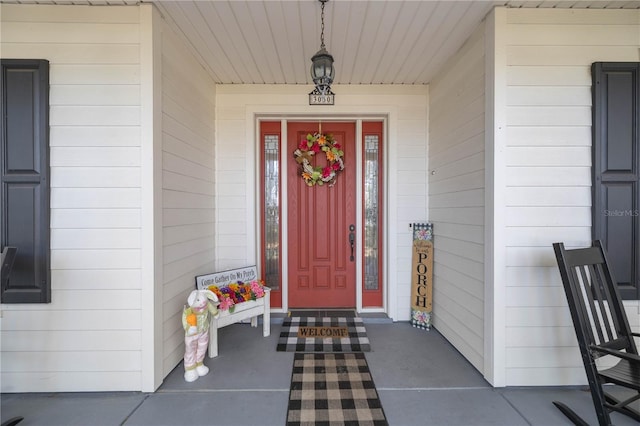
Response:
[4,1,640,84]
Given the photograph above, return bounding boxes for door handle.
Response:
[348,224,355,262]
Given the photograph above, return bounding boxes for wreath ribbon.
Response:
[293,132,344,187]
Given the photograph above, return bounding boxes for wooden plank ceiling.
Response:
[4,0,640,84]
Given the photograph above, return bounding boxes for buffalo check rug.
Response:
[286,352,388,426]
[277,317,371,353]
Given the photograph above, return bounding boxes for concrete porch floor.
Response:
[2,318,638,425]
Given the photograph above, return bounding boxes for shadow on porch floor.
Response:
[1,320,638,425]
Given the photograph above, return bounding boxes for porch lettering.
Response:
[415,253,429,297]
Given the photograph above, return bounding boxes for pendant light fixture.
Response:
[309,0,335,105]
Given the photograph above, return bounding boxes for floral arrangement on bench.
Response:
[208,280,266,313]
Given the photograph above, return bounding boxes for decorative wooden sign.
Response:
[195,265,258,290]
[410,223,433,330]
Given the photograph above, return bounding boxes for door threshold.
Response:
[288,309,356,318]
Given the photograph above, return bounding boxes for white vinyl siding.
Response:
[503,8,640,386]
[215,85,428,320]
[159,19,216,377]
[428,24,486,373]
[394,94,430,319]
[0,4,143,392]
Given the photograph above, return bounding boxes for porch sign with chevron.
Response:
[410,223,433,330]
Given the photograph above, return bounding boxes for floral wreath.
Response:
[293,132,344,187]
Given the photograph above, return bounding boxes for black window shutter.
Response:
[592,62,640,300]
[1,59,51,303]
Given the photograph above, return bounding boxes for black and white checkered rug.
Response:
[277,317,371,352]
[286,353,388,426]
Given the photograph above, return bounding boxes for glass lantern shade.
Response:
[310,47,335,87]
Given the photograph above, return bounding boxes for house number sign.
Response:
[309,93,334,105]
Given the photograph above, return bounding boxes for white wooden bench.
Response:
[195,267,271,359]
[208,287,270,358]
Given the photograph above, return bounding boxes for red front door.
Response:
[287,122,356,308]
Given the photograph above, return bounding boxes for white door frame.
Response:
[255,116,388,315]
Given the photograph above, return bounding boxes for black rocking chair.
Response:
[0,247,22,426]
[553,241,640,426]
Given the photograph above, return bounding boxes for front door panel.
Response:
[287,122,356,308]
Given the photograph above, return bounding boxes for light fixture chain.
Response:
[320,0,326,49]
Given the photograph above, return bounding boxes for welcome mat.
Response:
[287,353,388,426]
[277,317,371,352]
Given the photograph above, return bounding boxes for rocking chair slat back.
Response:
[553,241,640,426]
[558,243,635,357]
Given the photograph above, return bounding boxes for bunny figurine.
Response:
[182,289,219,382]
